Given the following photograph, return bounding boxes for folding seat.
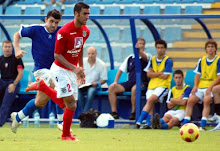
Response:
[123,6,141,15]
[95,0,115,4]
[114,0,134,4]
[164,6,182,24]
[4,6,22,25]
[44,6,61,15]
[102,6,121,25]
[143,6,161,24]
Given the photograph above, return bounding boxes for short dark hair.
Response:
[74,2,90,14]
[2,40,12,47]
[137,37,145,44]
[205,39,217,50]
[155,39,167,48]
[174,70,183,77]
[47,9,62,20]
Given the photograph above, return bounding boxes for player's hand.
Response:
[191,87,197,95]
[8,83,16,93]
[112,82,118,87]
[91,82,98,87]
[205,87,212,96]
[15,49,27,59]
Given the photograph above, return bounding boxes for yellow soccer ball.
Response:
[180,123,200,142]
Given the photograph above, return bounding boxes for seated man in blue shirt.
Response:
[108,38,151,120]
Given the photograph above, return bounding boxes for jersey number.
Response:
[67,84,71,92]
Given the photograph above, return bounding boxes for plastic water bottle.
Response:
[23,116,29,128]
[34,111,40,128]
[49,112,55,128]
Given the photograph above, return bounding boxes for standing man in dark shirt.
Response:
[108,38,151,120]
[0,40,24,127]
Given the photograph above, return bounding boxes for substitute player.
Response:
[11,9,66,133]
[151,70,191,129]
[183,39,220,131]
[26,2,90,141]
[136,39,173,129]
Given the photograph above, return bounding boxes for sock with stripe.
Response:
[136,110,148,125]
[16,98,38,122]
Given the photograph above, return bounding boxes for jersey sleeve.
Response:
[54,29,66,54]
[217,58,220,75]
[164,58,173,75]
[194,58,201,74]
[166,89,173,103]
[143,57,152,72]
[16,58,24,70]
[182,86,192,100]
[19,25,35,38]
[119,55,131,73]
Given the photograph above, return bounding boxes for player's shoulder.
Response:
[21,24,45,29]
[96,57,105,65]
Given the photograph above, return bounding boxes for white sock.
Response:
[57,114,63,124]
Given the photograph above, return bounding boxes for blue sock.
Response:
[56,104,64,124]
[200,119,207,127]
[137,111,148,125]
[145,114,151,126]
[183,119,190,124]
[160,119,165,125]
[162,123,168,129]
[16,99,38,122]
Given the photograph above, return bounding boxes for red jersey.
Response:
[54,20,90,70]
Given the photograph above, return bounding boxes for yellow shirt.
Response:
[198,56,219,88]
[148,56,172,89]
[171,85,190,110]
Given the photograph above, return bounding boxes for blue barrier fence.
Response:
[1,14,220,121]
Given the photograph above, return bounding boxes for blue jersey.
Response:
[19,24,61,71]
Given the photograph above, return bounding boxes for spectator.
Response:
[0,40,24,127]
[136,39,173,129]
[183,39,220,131]
[151,70,191,129]
[78,46,107,112]
[109,38,151,120]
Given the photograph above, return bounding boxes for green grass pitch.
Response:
[0,123,219,151]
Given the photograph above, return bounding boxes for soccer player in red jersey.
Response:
[26,2,90,141]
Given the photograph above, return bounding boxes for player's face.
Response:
[2,42,13,57]
[174,74,183,87]
[136,39,145,51]
[156,44,166,56]
[77,8,90,25]
[206,43,217,55]
[87,47,97,61]
[45,17,60,33]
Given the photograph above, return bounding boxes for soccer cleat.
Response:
[11,112,21,134]
[136,124,141,129]
[25,78,44,92]
[199,127,207,131]
[129,112,135,120]
[110,112,119,119]
[209,122,220,131]
[57,123,72,133]
[141,124,152,129]
[61,135,79,141]
[154,113,162,129]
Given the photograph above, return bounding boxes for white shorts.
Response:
[165,109,185,121]
[192,88,213,104]
[50,63,78,99]
[146,87,169,103]
[34,69,52,86]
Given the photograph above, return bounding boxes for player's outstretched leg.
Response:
[26,79,65,109]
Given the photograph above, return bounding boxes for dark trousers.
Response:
[0,79,20,126]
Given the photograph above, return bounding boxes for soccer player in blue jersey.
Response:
[183,39,220,131]
[10,9,65,133]
[151,70,191,129]
[136,39,173,129]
